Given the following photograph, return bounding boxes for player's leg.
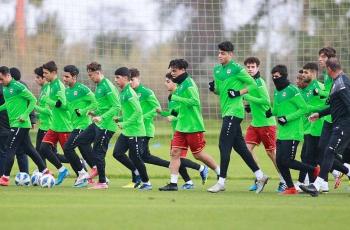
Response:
[301,124,350,196]
[0,133,7,176]
[245,126,260,191]
[128,137,151,191]
[276,140,297,195]
[0,128,27,185]
[232,124,268,193]
[113,134,141,188]
[296,135,309,189]
[141,137,169,167]
[39,130,64,170]
[89,127,114,189]
[15,147,29,173]
[63,129,89,187]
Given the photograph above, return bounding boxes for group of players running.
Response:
[0,41,350,196]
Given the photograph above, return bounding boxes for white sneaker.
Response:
[207,182,225,193]
[320,181,329,193]
[256,175,269,193]
[74,172,89,187]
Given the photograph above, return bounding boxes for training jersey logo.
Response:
[282,92,287,97]
[9,88,14,94]
[74,91,78,96]
[216,70,220,74]
[227,69,231,74]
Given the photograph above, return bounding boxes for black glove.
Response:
[168,94,172,101]
[209,81,215,92]
[55,100,62,108]
[265,108,272,118]
[170,110,178,117]
[313,88,319,96]
[75,109,81,117]
[244,104,251,113]
[227,89,240,98]
[277,116,287,125]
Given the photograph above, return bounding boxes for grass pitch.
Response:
[1,122,350,229]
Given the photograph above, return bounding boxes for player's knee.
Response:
[39,142,51,156]
[170,149,181,158]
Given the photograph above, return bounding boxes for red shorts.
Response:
[245,125,276,151]
[42,130,70,148]
[171,131,206,154]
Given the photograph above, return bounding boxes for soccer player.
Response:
[158,72,210,190]
[0,67,29,175]
[267,64,320,195]
[33,67,70,166]
[313,47,343,190]
[0,66,48,186]
[295,63,326,191]
[207,42,268,193]
[113,67,152,191]
[301,58,350,196]
[62,65,95,187]
[159,59,220,191]
[243,57,286,192]
[74,62,120,189]
[39,61,72,185]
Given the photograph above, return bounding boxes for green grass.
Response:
[2,121,350,230]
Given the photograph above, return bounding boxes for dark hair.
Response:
[168,59,189,70]
[218,41,234,52]
[10,67,21,81]
[271,65,288,78]
[64,65,79,76]
[43,61,58,72]
[326,57,341,72]
[114,67,130,78]
[298,69,304,74]
[34,66,44,78]
[0,66,10,75]
[318,47,336,58]
[129,68,140,78]
[86,62,102,72]
[244,57,260,66]
[303,62,318,72]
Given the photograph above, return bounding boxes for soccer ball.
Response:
[15,172,31,186]
[40,174,56,188]
[31,171,43,186]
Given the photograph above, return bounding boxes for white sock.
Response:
[313,177,324,191]
[254,169,263,180]
[199,165,205,172]
[218,177,225,185]
[93,166,97,169]
[215,166,220,175]
[304,174,309,185]
[279,174,285,183]
[170,174,178,184]
[186,180,193,185]
[58,166,66,173]
[78,169,87,175]
[134,170,140,176]
[344,163,350,177]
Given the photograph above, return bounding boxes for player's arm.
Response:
[119,97,142,128]
[143,93,161,120]
[243,87,270,106]
[35,104,52,116]
[236,69,258,96]
[100,91,121,120]
[78,92,98,115]
[285,93,308,122]
[339,86,350,114]
[19,88,37,119]
[171,86,200,106]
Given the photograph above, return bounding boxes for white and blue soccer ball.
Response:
[31,170,43,186]
[15,172,31,186]
[40,174,55,188]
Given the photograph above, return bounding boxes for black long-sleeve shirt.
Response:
[319,73,350,124]
[0,84,10,135]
